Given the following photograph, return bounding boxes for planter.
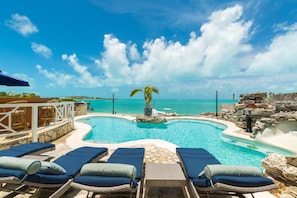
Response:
[144,107,152,116]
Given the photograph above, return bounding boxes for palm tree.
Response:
[130,86,159,116]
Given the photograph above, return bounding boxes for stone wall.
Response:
[273,93,297,112]
[0,121,73,150]
[220,92,297,137]
[38,122,73,142]
[220,92,269,130]
[272,93,297,101]
[238,92,267,105]
[74,102,88,116]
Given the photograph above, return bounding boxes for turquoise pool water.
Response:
[79,116,292,169]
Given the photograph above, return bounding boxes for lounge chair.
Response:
[71,147,145,198]
[176,147,278,198]
[0,146,108,198]
[0,142,55,157]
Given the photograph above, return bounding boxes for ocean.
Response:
[80,99,235,115]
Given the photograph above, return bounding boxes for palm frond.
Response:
[129,89,143,97]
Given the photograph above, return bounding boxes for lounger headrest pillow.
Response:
[200,165,263,179]
[0,156,41,175]
[80,163,137,180]
[38,161,66,175]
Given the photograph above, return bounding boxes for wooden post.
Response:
[112,94,115,114]
[216,90,218,117]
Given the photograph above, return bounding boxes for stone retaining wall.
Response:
[220,92,297,136]
[38,122,73,142]
[0,121,73,150]
[75,102,88,116]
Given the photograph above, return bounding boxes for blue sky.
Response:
[1,0,297,100]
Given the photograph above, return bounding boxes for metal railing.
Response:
[0,102,74,141]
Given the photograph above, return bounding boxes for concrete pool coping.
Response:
[68,113,297,154]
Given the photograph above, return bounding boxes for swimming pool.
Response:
[79,116,292,169]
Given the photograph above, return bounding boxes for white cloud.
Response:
[38,4,254,95]
[37,4,297,98]
[36,65,74,87]
[96,34,132,85]
[61,54,103,87]
[247,22,297,75]
[5,14,38,36]
[92,4,252,85]
[31,43,52,59]
[128,43,140,61]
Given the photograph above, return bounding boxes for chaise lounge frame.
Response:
[176,147,279,198]
[71,147,145,198]
[0,146,108,198]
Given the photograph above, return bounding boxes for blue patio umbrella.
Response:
[0,71,29,86]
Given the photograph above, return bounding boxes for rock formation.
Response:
[262,154,297,198]
[136,115,167,123]
[262,154,297,186]
[220,92,297,138]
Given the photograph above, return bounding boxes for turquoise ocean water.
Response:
[80,99,235,115]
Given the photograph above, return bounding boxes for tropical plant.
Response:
[130,86,159,108]
[0,92,40,98]
[268,92,274,98]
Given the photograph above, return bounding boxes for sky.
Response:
[1,0,297,100]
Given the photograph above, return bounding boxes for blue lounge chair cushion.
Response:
[0,167,27,179]
[66,147,107,158]
[72,148,144,191]
[177,148,276,189]
[176,148,221,179]
[80,163,137,180]
[200,165,263,179]
[192,175,275,188]
[26,155,95,184]
[26,172,70,184]
[26,154,90,184]
[211,175,275,187]
[0,149,26,157]
[38,161,66,175]
[25,147,107,185]
[53,154,101,176]
[0,142,55,157]
[0,156,41,175]
[10,142,55,153]
[107,148,144,180]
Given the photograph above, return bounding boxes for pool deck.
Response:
[2,113,295,197]
[57,113,292,197]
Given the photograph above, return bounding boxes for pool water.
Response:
[79,116,286,169]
